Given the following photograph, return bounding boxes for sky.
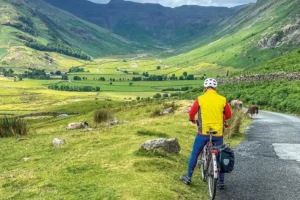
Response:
[88,0,257,8]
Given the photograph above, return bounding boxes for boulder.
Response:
[23,157,30,162]
[141,138,181,153]
[52,138,65,147]
[184,108,191,113]
[106,119,119,126]
[67,122,88,130]
[282,24,299,35]
[161,107,173,115]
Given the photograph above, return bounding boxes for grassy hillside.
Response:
[0,0,146,66]
[0,97,249,199]
[164,0,300,69]
[243,47,300,74]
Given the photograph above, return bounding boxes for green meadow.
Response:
[0,99,249,200]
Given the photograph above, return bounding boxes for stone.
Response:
[106,119,119,126]
[184,108,191,113]
[141,138,181,153]
[16,138,26,142]
[23,157,30,162]
[67,122,88,130]
[59,114,68,117]
[52,138,65,147]
[161,107,173,115]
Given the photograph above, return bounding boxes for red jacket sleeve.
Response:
[189,99,199,120]
[223,102,232,120]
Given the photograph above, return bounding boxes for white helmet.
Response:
[204,78,218,88]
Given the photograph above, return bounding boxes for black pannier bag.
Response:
[218,145,235,173]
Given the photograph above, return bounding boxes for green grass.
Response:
[0,99,248,200]
[54,80,203,92]
[0,48,7,57]
[243,48,300,74]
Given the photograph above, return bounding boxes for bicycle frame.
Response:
[204,133,219,179]
[199,131,220,200]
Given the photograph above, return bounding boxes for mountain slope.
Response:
[244,47,300,74]
[44,0,236,47]
[163,0,300,70]
[0,0,146,63]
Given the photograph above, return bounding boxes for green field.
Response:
[54,80,202,92]
[0,98,249,200]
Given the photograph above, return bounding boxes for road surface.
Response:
[217,110,300,200]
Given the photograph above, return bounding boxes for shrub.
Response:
[0,117,29,137]
[150,109,161,118]
[153,93,161,99]
[94,109,113,123]
[225,109,246,139]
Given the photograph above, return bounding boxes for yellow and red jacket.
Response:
[189,89,232,137]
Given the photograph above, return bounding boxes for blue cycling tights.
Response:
[187,134,224,183]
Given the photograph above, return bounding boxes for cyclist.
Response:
[181,78,232,189]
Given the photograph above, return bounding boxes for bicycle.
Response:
[198,129,220,200]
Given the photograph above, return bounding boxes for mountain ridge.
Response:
[44,0,236,46]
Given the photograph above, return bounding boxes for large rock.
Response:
[52,138,65,147]
[282,24,299,35]
[141,138,181,153]
[257,34,281,49]
[67,122,89,130]
[161,107,173,115]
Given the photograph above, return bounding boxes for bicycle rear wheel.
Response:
[208,158,217,200]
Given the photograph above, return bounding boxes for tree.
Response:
[187,74,195,80]
[62,74,69,80]
[110,82,112,85]
[153,93,161,99]
[183,71,188,79]
[136,96,141,101]
[73,76,81,80]
[129,82,133,86]
[55,71,62,75]
[163,93,169,98]
[156,66,161,70]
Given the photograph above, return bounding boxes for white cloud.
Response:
[88,0,256,7]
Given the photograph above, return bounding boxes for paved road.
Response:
[217,111,300,200]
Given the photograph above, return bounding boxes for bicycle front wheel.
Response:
[208,157,217,200]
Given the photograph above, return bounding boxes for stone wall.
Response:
[217,72,300,84]
[19,112,79,118]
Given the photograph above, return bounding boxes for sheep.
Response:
[247,105,259,118]
[230,99,243,109]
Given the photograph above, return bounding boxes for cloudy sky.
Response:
[89,0,257,8]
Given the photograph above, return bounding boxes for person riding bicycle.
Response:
[181,78,232,189]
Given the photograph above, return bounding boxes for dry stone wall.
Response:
[217,72,300,84]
